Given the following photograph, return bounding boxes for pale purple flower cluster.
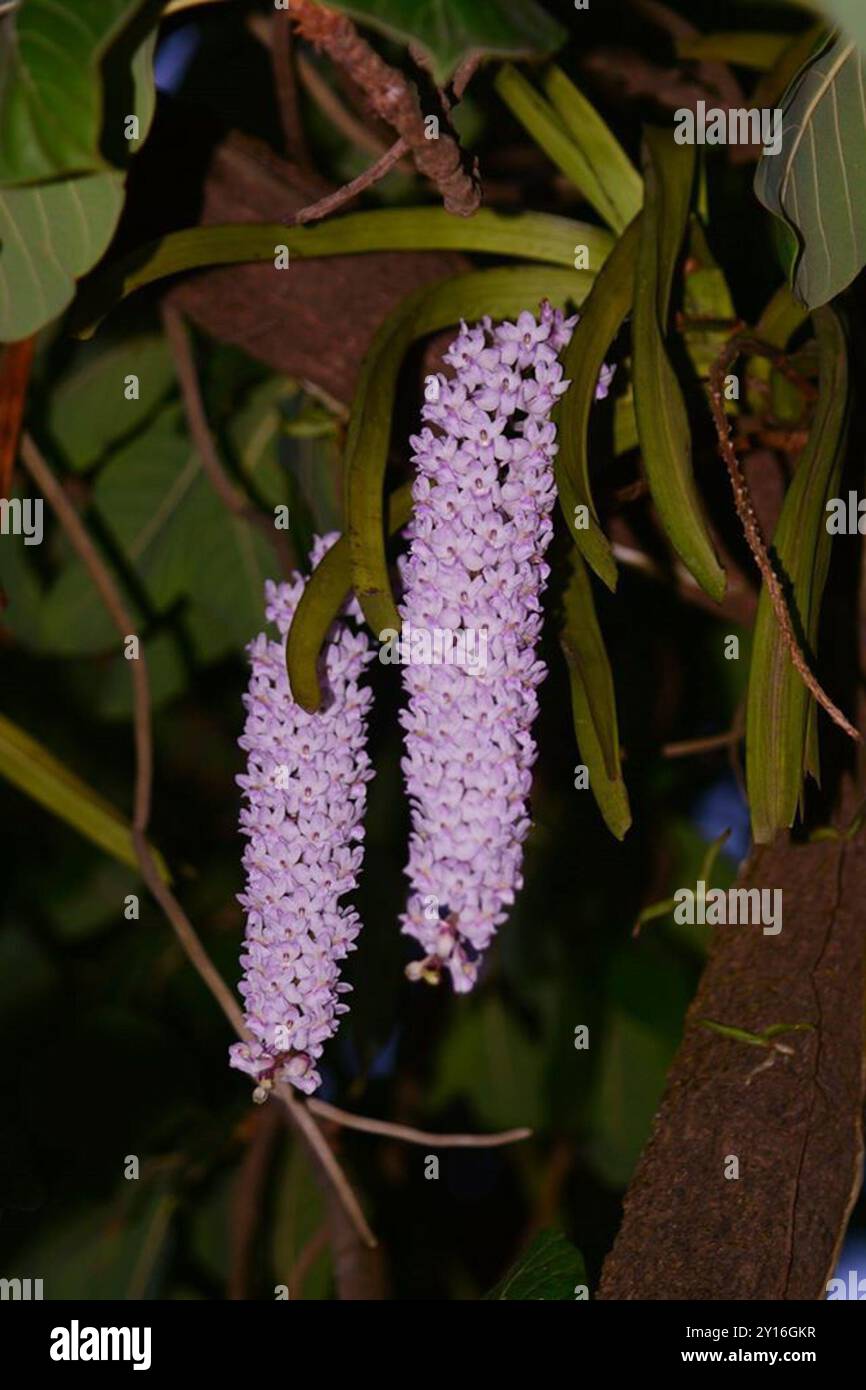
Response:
[398,302,611,992]
[229,535,374,1097]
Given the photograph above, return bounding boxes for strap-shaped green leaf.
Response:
[633,128,725,602]
[554,215,641,592]
[746,306,849,844]
[541,66,643,233]
[494,64,629,232]
[72,208,612,338]
[559,549,631,840]
[287,483,414,713]
[0,711,169,880]
[345,265,594,636]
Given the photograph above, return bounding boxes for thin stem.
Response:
[271,6,312,168]
[18,433,375,1252]
[661,730,742,759]
[707,334,859,744]
[309,1098,531,1148]
[290,139,408,225]
[160,305,295,579]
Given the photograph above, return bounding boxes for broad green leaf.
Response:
[0,710,168,880]
[346,266,593,635]
[754,35,866,308]
[541,66,643,232]
[587,942,695,1187]
[676,32,790,70]
[9,1182,177,1300]
[430,993,545,1132]
[633,128,725,601]
[325,0,566,86]
[495,64,630,232]
[287,483,413,713]
[181,483,276,651]
[746,307,848,843]
[554,216,641,590]
[72,207,611,338]
[0,7,156,341]
[0,174,124,341]
[41,422,198,655]
[0,0,154,185]
[484,1230,587,1300]
[41,414,275,658]
[48,335,175,471]
[559,550,631,840]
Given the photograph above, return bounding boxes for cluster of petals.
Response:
[229,536,374,1096]
[397,302,613,991]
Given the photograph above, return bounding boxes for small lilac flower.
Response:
[229,535,374,1097]
[398,302,614,991]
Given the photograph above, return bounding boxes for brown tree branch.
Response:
[288,0,480,216]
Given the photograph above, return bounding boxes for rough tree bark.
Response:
[598,825,866,1299]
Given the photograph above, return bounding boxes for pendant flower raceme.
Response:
[397,302,614,992]
[229,535,374,1097]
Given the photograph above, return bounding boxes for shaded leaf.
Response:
[554,215,641,590]
[746,306,848,843]
[0,710,168,879]
[675,32,790,70]
[48,335,175,471]
[326,0,566,86]
[633,128,725,600]
[484,1229,586,1300]
[72,207,612,338]
[559,550,631,840]
[754,35,866,308]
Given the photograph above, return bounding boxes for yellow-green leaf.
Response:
[287,483,414,713]
[0,711,169,880]
[72,208,612,338]
[554,215,641,591]
[633,128,725,601]
[541,65,643,233]
[746,306,848,843]
[559,550,631,839]
[494,64,628,232]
